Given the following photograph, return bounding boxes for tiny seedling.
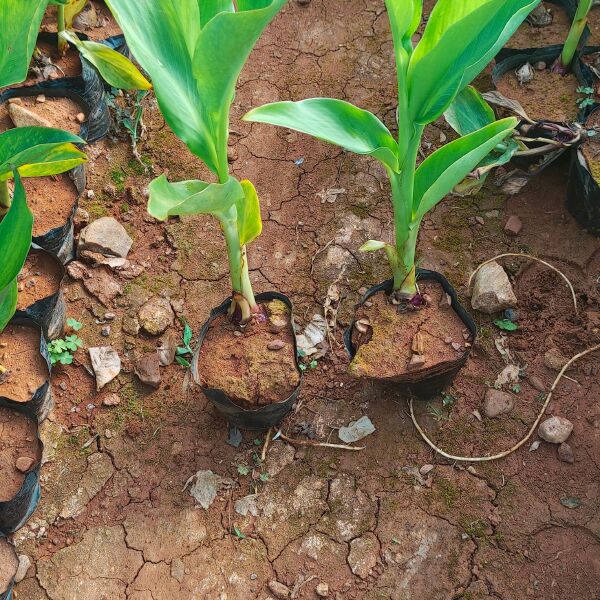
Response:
[426,403,449,422]
[48,334,83,365]
[259,472,270,482]
[441,393,455,407]
[493,319,519,332]
[175,321,194,367]
[511,383,522,394]
[576,86,595,109]
[237,465,250,476]
[232,526,246,540]
[67,317,83,331]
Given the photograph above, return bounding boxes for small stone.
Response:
[89,346,121,390]
[14,554,31,583]
[122,314,140,336]
[408,354,426,369]
[504,308,519,321]
[451,342,462,352]
[475,216,485,225]
[104,312,115,321]
[76,112,86,123]
[268,580,291,599]
[103,393,121,407]
[59,381,67,391]
[544,348,567,371]
[471,261,518,314]
[15,456,36,473]
[267,339,285,351]
[101,325,110,337]
[227,145,238,162]
[558,442,574,463]
[157,332,178,366]
[171,557,185,583]
[79,217,133,258]
[103,183,117,196]
[439,293,452,308]
[138,297,175,335]
[104,429,113,439]
[73,207,90,228]
[348,533,379,579]
[36,95,46,103]
[316,582,329,597]
[534,61,546,71]
[482,389,514,418]
[538,416,573,444]
[134,352,161,389]
[86,189,95,199]
[504,215,523,236]
[516,62,534,85]
[528,375,545,392]
[268,315,287,334]
[419,464,434,476]
[7,97,22,105]
[8,103,52,128]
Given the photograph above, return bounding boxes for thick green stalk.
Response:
[57,5,68,55]
[0,180,10,217]
[556,0,592,71]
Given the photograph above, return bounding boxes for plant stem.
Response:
[57,5,68,55]
[0,180,11,218]
[555,0,592,72]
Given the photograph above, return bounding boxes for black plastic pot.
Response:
[567,138,600,234]
[191,292,303,430]
[0,318,53,422]
[0,407,42,536]
[344,269,477,399]
[14,246,66,341]
[0,538,18,600]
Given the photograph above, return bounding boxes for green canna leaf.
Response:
[0,0,49,87]
[244,98,399,171]
[0,173,33,293]
[0,279,18,333]
[60,31,152,90]
[63,0,87,28]
[237,180,262,247]
[384,0,422,53]
[444,86,495,136]
[199,1,235,27]
[412,118,517,221]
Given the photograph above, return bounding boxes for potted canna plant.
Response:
[246,0,540,397]
[105,0,302,429]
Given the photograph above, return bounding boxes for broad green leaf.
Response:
[0,0,49,87]
[61,32,152,90]
[0,279,17,333]
[0,142,87,180]
[359,240,387,252]
[412,118,517,220]
[106,0,218,173]
[0,173,33,292]
[64,0,87,28]
[385,0,422,51]
[444,86,495,136]
[408,0,541,123]
[200,1,235,27]
[237,180,262,246]
[192,0,287,177]
[148,175,244,221]
[0,127,85,166]
[244,98,399,171]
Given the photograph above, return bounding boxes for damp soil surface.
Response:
[349,281,469,380]
[506,1,572,49]
[0,96,83,135]
[16,250,63,310]
[581,108,600,182]
[0,407,41,502]
[196,299,300,409]
[0,538,18,593]
[496,67,580,122]
[0,325,48,402]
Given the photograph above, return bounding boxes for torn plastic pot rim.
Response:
[191,291,302,431]
[344,269,477,399]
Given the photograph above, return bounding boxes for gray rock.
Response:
[538,416,573,444]
[234,494,260,517]
[266,443,295,477]
[89,347,121,390]
[122,314,140,336]
[134,352,161,389]
[14,554,31,583]
[138,297,174,335]
[185,470,223,510]
[504,214,523,236]
[316,582,329,597]
[8,103,52,128]
[171,557,185,583]
[471,261,518,313]
[558,442,574,463]
[482,389,514,418]
[348,533,379,579]
[338,415,376,443]
[544,348,567,371]
[157,332,177,366]
[268,580,291,599]
[79,217,133,258]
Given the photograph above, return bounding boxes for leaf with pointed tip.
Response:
[385,0,422,52]
[237,180,262,246]
[200,0,235,27]
[64,0,87,28]
[61,31,151,90]
[245,98,399,171]
[359,240,387,253]
[413,118,517,221]
[444,86,495,136]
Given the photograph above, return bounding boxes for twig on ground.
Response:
[410,344,600,462]
[260,428,272,462]
[291,575,317,599]
[277,431,364,451]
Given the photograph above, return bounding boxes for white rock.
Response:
[138,297,174,336]
[78,217,133,258]
[538,416,573,444]
[8,103,52,128]
[234,494,260,517]
[482,389,514,418]
[338,416,376,443]
[471,261,518,314]
[89,347,121,390]
[14,554,31,583]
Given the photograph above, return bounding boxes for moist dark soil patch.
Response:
[22,173,78,237]
[197,299,300,409]
[581,109,600,182]
[0,325,48,402]
[349,281,468,380]
[0,406,41,502]
[0,96,82,135]
[506,2,572,49]
[16,250,62,310]
[0,538,18,594]
[495,68,579,122]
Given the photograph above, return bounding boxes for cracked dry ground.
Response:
[11,2,600,599]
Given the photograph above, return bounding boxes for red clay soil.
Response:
[0,96,82,135]
[495,67,580,122]
[350,281,469,380]
[16,250,63,310]
[0,538,18,594]
[197,299,300,409]
[0,407,41,502]
[506,1,572,49]
[0,325,48,402]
